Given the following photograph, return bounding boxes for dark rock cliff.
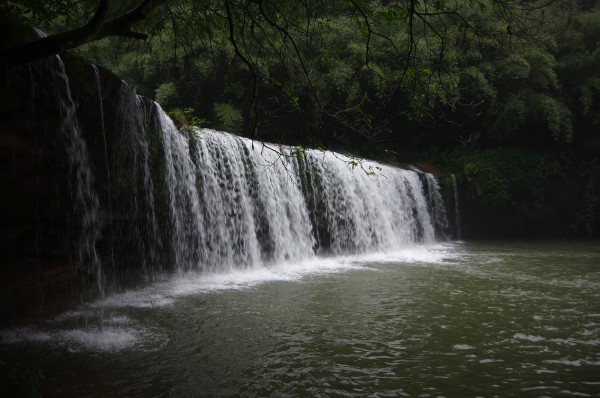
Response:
[0,49,172,326]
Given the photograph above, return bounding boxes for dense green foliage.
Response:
[2,0,599,236]
[437,4,600,236]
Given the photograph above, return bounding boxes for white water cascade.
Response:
[424,173,450,240]
[155,121,452,272]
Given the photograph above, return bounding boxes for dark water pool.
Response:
[2,241,599,397]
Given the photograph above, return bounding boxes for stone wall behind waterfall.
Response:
[0,53,457,324]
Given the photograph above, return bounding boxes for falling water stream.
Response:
[52,55,103,292]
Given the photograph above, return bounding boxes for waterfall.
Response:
[52,57,103,291]
[451,174,462,239]
[92,64,116,271]
[109,81,163,274]
[9,50,455,287]
[307,152,435,253]
[158,108,206,270]
[424,173,450,240]
[155,126,451,271]
[192,130,263,270]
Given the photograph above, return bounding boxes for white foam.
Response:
[453,344,475,350]
[4,324,170,353]
[522,386,559,391]
[102,315,132,325]
[59,327,139,352]
[345,244,459,265]
[0,326,142,352]
[512,333,600,347]
[90,245,457,310]
[545,358,600,367]
[91,256,369,309]
[558,390,591,397]
[0,328,52,344]
[94,290,176,309]
[479,359,504,363]
[513,333,546,342]
[549,337,600,346]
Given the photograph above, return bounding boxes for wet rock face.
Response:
[0,52,153,324]
[0,57,80,325]
[1,58,73,265]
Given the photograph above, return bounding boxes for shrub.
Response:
[212,103,243,135]
[155,82,178,110]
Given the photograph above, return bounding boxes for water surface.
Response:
[2,241,600,397]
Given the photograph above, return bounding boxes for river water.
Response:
[2,241,599,397]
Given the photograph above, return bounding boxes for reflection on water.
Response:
[1,241,600,396]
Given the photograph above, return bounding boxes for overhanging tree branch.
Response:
[0,0,168,67]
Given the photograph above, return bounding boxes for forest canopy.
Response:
[0,0,585,143]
